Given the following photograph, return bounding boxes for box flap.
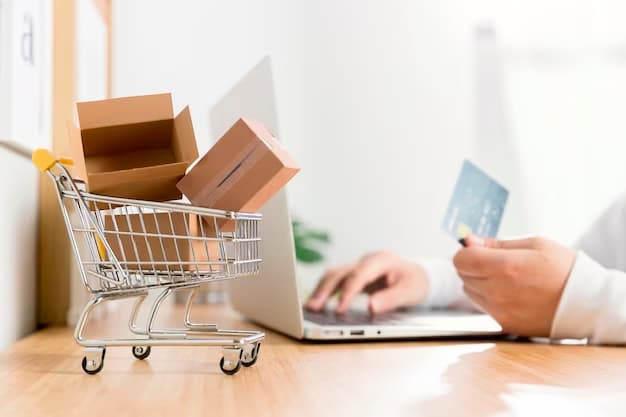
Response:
[88,162,189,201]
[173,106,199,162]
[88,161,189,188]
[77,93,174,130]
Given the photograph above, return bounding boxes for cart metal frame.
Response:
[2,142,265,375]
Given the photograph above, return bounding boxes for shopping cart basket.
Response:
[1,141,264,375]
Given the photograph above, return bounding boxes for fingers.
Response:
[453,247,509,277]
[453,236,538,277]
[458,273,491,294]
[368,282,408,314]
[337,253,395,313]
[362,278,388,294]
[463,235,489,247]
[465,234,542,250]
[307,252,427,314]
[306,264,353,311]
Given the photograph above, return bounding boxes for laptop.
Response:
[212,57,502,340]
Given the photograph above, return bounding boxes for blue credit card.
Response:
[442,160,508,240]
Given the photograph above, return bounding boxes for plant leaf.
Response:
[302,230,330,242]
[295,246,324,263]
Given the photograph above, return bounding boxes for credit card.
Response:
[442,159,508,243]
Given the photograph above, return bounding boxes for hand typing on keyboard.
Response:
[305,251,429,314]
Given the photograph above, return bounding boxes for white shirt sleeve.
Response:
[420,258,476,310]
[550,193,626,344]
[574,193,626,270]
[551,252,626,344]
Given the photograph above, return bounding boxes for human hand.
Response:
[453,235,576,336]
[305,251,430,314]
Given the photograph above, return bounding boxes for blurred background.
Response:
[3,0,626,347]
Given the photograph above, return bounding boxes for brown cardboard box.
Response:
[176,118,299,229]
[68,93,199,201]
[102,212,220,272]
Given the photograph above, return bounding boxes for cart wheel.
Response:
[242,343,261,367]
[81,348,106,375]
[132,346,151,360]
[219,356,241,375]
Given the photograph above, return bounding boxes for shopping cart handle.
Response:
[32,148,74,172]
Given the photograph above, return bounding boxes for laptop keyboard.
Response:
[303,309,414,326]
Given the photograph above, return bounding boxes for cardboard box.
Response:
[176,118,299,228]
[68,93,199,201]
[102,212,220,272]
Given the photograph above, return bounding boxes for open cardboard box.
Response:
[177,118,300,230]
[68,93,199,201]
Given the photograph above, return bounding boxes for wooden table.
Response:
[1,301,625,417]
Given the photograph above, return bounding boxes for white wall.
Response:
[113,0,475,270]
[469,0,626,244]
[113,1,626,276]
[0,0,52,348]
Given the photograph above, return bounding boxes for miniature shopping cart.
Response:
[1,141,264,375]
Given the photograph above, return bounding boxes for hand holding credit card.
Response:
[442,160,508,246]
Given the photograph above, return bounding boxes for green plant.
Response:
[292,220,331,264]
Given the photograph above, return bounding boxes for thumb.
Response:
[369,285,409,314]
[465,234,540,250]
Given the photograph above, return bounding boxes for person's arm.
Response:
[551,252,626,344]
[574,193,626,270]
[551,194,626,344]
[306,251,474,314]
